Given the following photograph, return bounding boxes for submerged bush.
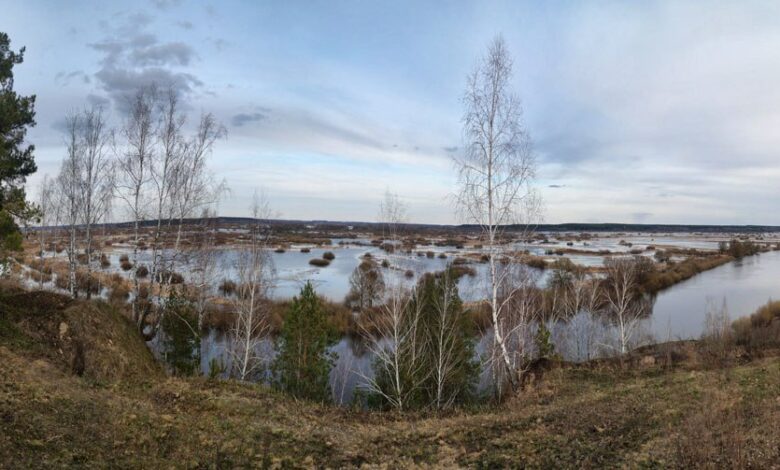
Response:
[524,256,548,270]
[322,251,336,261]
[75,271,100,295]
[309,258,330,267]
[156,270,184,284]
[109,284,130,304]
[219,279,237,296]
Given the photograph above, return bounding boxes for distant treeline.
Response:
[31,217,780,235]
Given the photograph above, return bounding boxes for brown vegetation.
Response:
[641,254,733,293]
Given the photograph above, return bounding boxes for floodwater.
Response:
[151,246,780,404]
[649,250,780,340]
[101,242,551,302]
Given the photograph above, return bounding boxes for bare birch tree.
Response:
[78,106,114,298]
[360,191,427,411]
[35,174,54,288]
[57,113,82,298]
[602,257,651,355]
[428,268,475,410]
[116,86,157,331]
[487,263,540,397]
[169,112,226,255]
[188,207,221,333]
[148,87,181,302]
[228,192,275,381]
[454,35,540,392]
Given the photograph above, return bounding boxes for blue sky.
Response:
[4,0,780,224]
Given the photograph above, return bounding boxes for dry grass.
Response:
[2,344,779,466]
[2,286,780,467]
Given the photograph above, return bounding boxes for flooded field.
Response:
[140,234,780,404]
[91,232,774,302]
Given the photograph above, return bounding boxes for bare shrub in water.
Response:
[228,193,275,381]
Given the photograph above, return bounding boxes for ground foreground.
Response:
[1,289,779,468]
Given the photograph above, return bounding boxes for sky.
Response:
[3,0,780,225]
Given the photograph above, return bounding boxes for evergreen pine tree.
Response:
[0,32,37,254]
[416,269,479,409]
[273,282,337,401]
[370,267,479,410]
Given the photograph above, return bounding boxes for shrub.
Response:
[347,259,385,311]
[309,258,330,267]
[120,259,133,271]
[136,265,149,278]
[381,259,390,268]
[524,256,548,270]
[75,271,100,295]
[28,258,52,274]
[99,254,111,268]
[274,248,286,254]
[137,284,150,299]
[27,269,52,284]
[720,239,763,258]
[54,271,69,290]
[156,270,184,284]
[449,265,476,279]
[438,253,447,259]
[322,251,335,261]
[219,279,237,296]
[119,253,129,263]
[404,269,414,278]
[700,301,735,366]
[109,284,130,304]
[300,247,311,253]
[733,300,780,351]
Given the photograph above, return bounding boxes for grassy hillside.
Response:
[1,287,779,468]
